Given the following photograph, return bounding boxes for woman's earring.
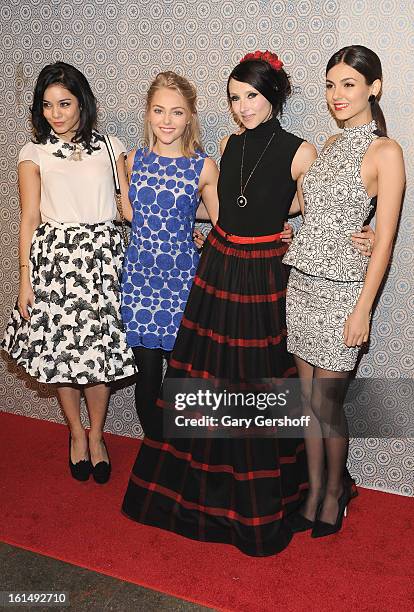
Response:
[368,94,376,104]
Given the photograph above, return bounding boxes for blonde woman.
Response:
[119,72,219,438]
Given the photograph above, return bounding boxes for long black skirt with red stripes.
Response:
[122,227,308,556]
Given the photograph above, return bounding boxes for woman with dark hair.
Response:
[2,62,136,483]
[122,51,319,556]
[284,45,405,537]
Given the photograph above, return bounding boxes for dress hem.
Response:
[120,507,294,558]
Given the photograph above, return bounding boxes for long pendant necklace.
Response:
[237,132,275,208]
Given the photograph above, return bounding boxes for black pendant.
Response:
[237,195,247,208]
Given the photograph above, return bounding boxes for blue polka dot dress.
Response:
[121,148,207,351]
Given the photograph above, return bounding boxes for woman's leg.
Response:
[295,356,325,521]
[83,383,111,465]
[311,367,351,524]
[56,385,87,463]
[132,347,167,439]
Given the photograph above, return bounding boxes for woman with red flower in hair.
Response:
[122,51,370,556]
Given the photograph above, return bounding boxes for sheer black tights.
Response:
[295,356,351,524]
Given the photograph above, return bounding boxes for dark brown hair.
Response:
[31,62,97,144]
[326,45,387,135]
[227,59,291,117]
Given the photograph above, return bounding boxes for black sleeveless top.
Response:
[217,116,303,236]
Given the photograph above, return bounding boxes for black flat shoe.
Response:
[92,438,111,484]
[311,487,351,538]
[69,434,91,481]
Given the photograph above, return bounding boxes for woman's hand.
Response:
[351,225,375,257]
[193,229,206,250]
[343,307,370,348]
[281,222,294,244]
[18,279,34,321]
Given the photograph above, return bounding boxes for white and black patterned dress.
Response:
[283,120,378,371]
[2,131,136,384]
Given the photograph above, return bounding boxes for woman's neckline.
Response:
[149,150,186,160]
[343,119,377,137]
[245,115,282,140]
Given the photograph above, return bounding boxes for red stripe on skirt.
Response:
[280,442,306,462]
[131,474,284,526]
[142,437,281,480]
[168,359,297,380]
[168,359,214,378]
[282,481,309,505]
[208,232,288,259]
[193,275,286,303]
[181,317,285,347]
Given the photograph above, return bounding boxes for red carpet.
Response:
[1,412,413,611]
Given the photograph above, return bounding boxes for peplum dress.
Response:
[283,120,378,371]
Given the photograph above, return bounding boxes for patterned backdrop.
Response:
[0,0,412,495]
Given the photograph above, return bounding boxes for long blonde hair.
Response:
[144,71,203,158]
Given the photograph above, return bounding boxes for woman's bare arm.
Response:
[290,141,318,215]
[197,157,219,226]
[344,139,405,347]
[18,161,41,320]
[117,151,134,223]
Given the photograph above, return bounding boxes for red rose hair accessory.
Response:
[240,50,284,71]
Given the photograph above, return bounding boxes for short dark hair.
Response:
[227,59,291,117]
[326,45,387,136]
[31,62,97,144]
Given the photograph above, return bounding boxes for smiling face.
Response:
[42,84,81,141]
[147,86,192,153]
[325,62,381,127]
[228,78,273,129]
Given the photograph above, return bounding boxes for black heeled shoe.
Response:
[287,512,315,533]
[344,467,359,499]
[287,499,323,533]
[311,487,351,538]
[69,434,91,481]
[91,438,111,484]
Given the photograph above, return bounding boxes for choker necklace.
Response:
[237,131,275,207]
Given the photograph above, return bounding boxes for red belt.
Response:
[215,224,283,244]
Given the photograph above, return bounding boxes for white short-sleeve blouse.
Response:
[18,133,126,224]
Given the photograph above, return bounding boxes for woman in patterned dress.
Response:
[119,72,220,438]
[2,62,136,483]
[284,46,405,537]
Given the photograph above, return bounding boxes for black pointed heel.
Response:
[311,487,351,538]
[287,499,323,533]
[69,434,91,481]
[287,512,315,533]
[92,438,111,484]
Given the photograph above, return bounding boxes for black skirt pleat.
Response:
[122,227,308,556]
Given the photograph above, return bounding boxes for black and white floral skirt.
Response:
[2,221,136,384]
[286,268,364,372]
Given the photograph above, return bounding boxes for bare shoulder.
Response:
[220,135,230,155]
[200,156,218,178]
[371,137,403,160]
[126,148,137,173]
[296,140,317,158]
[323,133,341,149]
[202,156,218,172]
[127,148,137,164]
[291,141,317,180]
[293,141,317,166]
